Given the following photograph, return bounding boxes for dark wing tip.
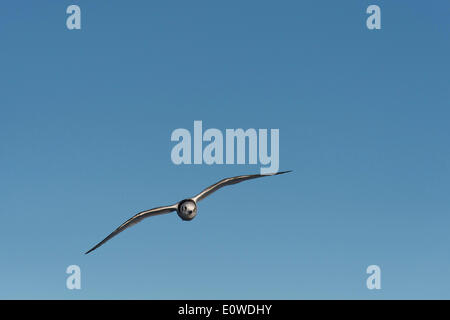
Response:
[85,247,96,255]
[271,170,292,175]
[85,241,105,254]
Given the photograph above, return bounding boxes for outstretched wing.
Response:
[85,204,178,254]
[192,170,292,202]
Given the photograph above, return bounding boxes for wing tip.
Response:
[85,243,101,255]
[271,170,292,175]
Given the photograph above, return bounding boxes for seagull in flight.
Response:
[85,170,291,254]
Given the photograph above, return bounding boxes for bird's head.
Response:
[177,199,197,221]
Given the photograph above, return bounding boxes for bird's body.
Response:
[177,199,198,221]
[85,170,291,254]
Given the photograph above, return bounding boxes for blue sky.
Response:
[0,1,449,299]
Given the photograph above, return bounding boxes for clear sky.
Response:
[0,1,449,299]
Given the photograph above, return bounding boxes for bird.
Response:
[85,170,291,254]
